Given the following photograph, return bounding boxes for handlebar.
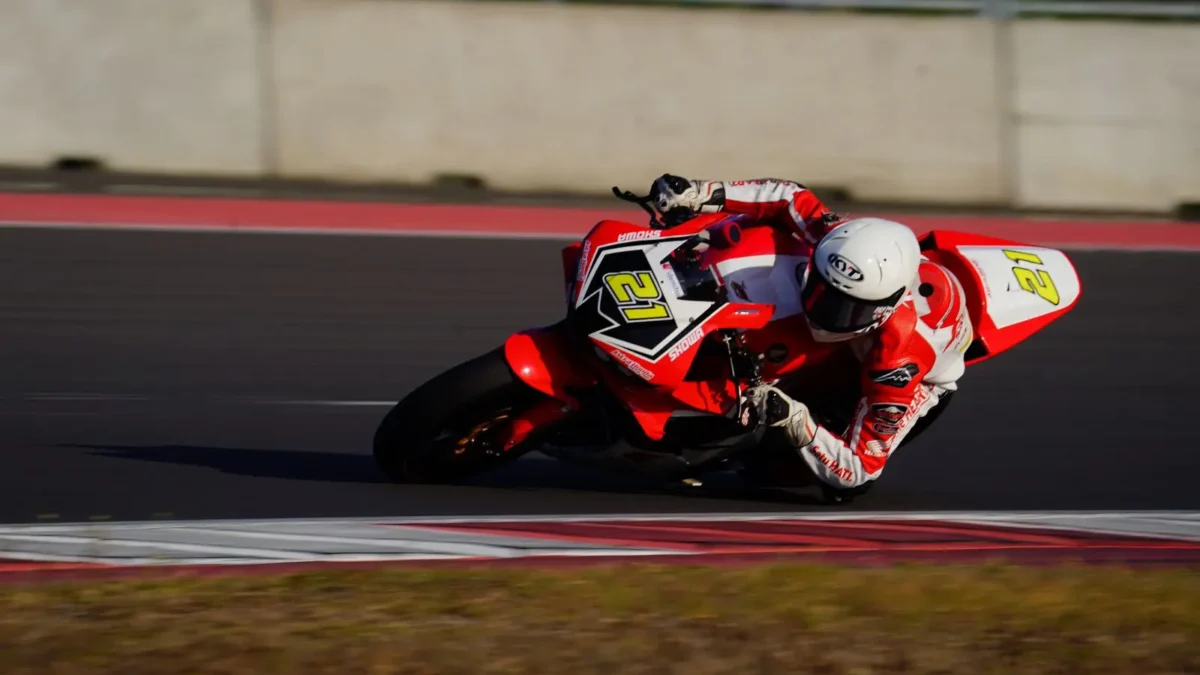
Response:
[611,187,665,228]
[611,185,699,229]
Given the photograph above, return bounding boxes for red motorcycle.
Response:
[373,187,1082,498]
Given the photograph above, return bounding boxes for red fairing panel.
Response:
[588,364,682,441]
[503,325,596,406]
[502,397,571,451]
[592,297,775,387]
[561,243,583,304]
[919,230,1083,365]
[567,217,721,306]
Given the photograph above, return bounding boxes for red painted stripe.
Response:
[768,520,1085,546]
[0,192,617,236]
[594,522,878,548]
[401,523,705,552]
[407,520,1200,555]
[7,545,1199,584]
[0,192,1196,250]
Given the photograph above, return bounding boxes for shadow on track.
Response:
[71,444,390,484]
[66,444,826,506]
[475,458,830,506]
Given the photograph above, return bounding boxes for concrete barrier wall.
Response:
[0,0,263,175]
[1012,20,1200,212]
[1,1,1198,212]
[270,0,1005,204]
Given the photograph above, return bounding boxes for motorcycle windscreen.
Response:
[661,254,721,303]
[800,267,904,333]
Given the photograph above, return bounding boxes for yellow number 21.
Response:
[1002,249,1059,306]
[603,272,672,322]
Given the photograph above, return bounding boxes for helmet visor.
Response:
[800,265,905,334]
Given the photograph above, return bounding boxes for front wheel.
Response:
[373,347,548,483]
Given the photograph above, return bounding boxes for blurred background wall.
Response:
[0,0,264,175]
[0,0,1197,213]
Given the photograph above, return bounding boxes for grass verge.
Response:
[1,562,1197,674]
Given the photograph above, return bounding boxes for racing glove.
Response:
[649,174,726,224]
[743,384,816,448]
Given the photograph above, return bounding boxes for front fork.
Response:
[722,330,765,427]
[500,397,574,451]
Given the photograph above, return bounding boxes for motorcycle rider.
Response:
[648,174,973,500]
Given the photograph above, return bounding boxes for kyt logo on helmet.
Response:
[827,253,864,282]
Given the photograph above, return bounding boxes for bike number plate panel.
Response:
[956,245,1081,329]
[574,237,723,362]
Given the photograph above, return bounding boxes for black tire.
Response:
[373,347,548,483]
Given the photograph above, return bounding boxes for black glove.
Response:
[648,174,725,227]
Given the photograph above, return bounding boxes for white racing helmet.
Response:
[799,217,922,342]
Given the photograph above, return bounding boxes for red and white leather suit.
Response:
[695,179,972,489]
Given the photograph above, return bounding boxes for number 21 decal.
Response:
[1002,249,1059,306]
[602,272,672,322]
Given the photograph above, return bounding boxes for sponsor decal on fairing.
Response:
[660,262,685,299]
[575,239,592,285]
[616,230,662,243]
[667,325,706,362]
[609,348,655,382]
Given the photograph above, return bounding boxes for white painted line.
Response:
[173,527,525,558]
[0,221,583,242]
[23,392,148,401]
[0,552,475,567]
[0,412,108,417]
[7,510,1200,532]
[243,398,394,408]
[8,394,393,408]
[0,550,110,564]
[1,221,1197,252]
[0,533,321,561]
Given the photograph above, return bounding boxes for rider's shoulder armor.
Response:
[911,260,973,387]
[853,260,972,390]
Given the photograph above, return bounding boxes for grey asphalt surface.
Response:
[0,227,1196,524]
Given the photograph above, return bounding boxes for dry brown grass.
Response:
[0,562,1197,674]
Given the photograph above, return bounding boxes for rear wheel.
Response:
[373,347,548,483]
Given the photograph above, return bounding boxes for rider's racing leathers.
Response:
[670,178,973,491]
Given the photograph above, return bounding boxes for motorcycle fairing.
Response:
[918,230,1083,365]
[584,300,777,441]
[568,215,774,388]
[503,324,596,407]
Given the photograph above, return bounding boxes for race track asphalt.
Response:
[0,227,1197,524]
